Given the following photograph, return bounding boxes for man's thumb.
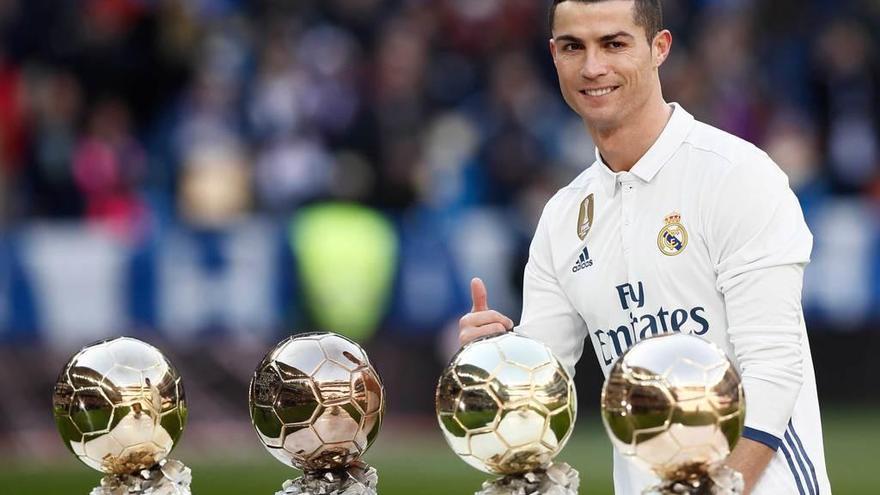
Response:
[471,277,489,312]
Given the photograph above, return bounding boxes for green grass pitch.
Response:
[2,408,875,494]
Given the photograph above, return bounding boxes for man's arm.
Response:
[514,197,588,375]
[721,262,809,492]
[459,277,514,346]
[707,156,814,492]
[718,262,809,492]
[726,438,776,493]
[459,196,587,378]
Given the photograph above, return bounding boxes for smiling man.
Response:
[458,1,832,494]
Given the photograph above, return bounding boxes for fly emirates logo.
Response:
[594,282,710,366]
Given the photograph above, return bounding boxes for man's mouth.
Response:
[579,86,619,97]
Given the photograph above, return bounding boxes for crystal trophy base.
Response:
[91,459,192,495]
[476,462,580,495]
[277,462,378,495]
[643,463,744,495]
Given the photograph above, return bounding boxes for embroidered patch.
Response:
[658,211,688,256]
[577,193,594,241]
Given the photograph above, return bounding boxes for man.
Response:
[458,1,832,494]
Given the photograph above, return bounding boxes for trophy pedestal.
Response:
[277,461,378,495]
[476,462,580,495]
[643,463,744,495]
[90,459,192,495]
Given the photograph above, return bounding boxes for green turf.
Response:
[2,408,876,494]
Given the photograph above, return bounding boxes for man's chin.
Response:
[580,108,622,130]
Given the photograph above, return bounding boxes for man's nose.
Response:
[580,51,609,79]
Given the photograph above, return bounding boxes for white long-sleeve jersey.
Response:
[516,104,831,494]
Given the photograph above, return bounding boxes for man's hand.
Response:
[458,277,514,347]
[725,437,776,494]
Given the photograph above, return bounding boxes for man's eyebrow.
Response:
[554,32,635,44]
[599,31,635,42]
[554,34,584,44]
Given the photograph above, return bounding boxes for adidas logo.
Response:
[572,246,594,272]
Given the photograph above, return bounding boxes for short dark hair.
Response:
[548,0,663,43]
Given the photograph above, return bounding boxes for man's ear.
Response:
[652,30,673,68]
[549,38,559,67]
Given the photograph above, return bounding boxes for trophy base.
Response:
[90,459,192,495]
[476,462,580,495]
[643,463,744,495]
[276,461,378,495]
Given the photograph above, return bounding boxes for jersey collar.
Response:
[594,102,695,195]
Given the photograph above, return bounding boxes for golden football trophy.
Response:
[436,333,579,495]
[601,333,745,494]
[52,337,190,495]
[249,332,384,495]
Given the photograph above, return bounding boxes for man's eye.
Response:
[563,43,582,52]
[607,41,625,49]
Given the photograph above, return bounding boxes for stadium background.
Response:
[0,0,878,493]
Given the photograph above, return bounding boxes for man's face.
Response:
[550,1,667,130]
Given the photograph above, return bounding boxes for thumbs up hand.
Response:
[458,277,515,347]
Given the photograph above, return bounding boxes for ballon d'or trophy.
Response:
[601,333,746,495]
[249,332,384,495]
[52,337,191,495]
[436,333,579,495]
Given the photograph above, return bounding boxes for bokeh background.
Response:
[1,0,879,493]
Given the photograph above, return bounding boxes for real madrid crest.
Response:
[658,211,688,256]
[577,193,594,240]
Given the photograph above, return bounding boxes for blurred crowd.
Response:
[2,0,880,460]
[0,0,878,238]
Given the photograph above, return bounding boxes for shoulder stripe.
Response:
[789,420,820,494]
[780,442,807,495]
[786,431,815,495]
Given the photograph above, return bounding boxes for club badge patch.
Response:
[658,211,688,256]
[577,193,594,240]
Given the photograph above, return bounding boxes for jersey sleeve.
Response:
[706,154,813,450]
[516,197,589,378]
